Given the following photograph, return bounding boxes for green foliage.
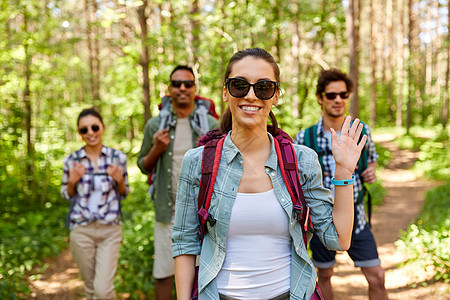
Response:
[0,206,67,297]
[115,180,156,298]
[395,182,450,283]
[375,142,391,169]
[414,129,450,181]
[395,134,428,151]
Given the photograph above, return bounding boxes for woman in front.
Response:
[172,48,366,300]
[61,107,129,299]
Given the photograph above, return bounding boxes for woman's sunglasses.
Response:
[225,78,279,100]
[323,92,349,100]
[79,125,100,134]
[171,80,195,88]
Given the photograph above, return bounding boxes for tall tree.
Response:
[346,0,360,118]
[443,0,450,128]
[137,0,151,122]
[370,0,378,127]
[396,0,405,127]
[406,0,414,134]
[385,0,395,121]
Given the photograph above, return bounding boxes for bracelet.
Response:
[331,175,355,186]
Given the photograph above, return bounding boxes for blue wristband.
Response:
[331,175,355,186]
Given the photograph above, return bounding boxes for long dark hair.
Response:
[220,48,279,136]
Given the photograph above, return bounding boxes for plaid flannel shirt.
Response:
[61,146,129,230]
[172,133,341,299]
[294,117,378,233]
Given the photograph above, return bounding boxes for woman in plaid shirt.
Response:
[61,107,129,299]
[172,48,368,300]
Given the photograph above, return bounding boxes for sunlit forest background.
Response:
[1,0,449,297]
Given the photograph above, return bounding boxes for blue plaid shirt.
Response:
[293,117,378,233]
[172,133,341,300]
[61,146,129,230]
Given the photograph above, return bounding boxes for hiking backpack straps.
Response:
[194,129,322,300]
[196,129,312,243]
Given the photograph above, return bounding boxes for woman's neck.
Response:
[84,144,103,157]
[230,123,270,155]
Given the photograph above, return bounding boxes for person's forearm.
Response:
[332,168,354,250]
[116,178,126,196]
[174,255,196,300]
[66,181,76,198]
[142,145,164,173]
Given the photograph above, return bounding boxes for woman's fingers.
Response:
[357,134,368,152]
[341,116,351,136]
[354,122,363,142]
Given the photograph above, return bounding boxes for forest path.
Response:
[332,133,448,300]
[28,133,449,299]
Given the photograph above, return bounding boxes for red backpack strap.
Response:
[273,136,312,246]
[197,135,226,242]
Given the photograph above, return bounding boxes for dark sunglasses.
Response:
[171,80,195,88]
[78,125,100,134]
[225,78,279,100]
[323,92,349,100]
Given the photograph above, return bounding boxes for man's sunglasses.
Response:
[79,125,100,134]
[323,92,349,100]
[225,78,279,100]
[171,80,195,88]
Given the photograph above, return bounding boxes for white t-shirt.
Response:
[216,189,291,299]
[88,175,102,215]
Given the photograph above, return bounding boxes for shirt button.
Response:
[168,202,172,206]
[281,198,285,202]
[167,185,171,189]
[271,172,276,177]
[168,168,171,172]
[170,135,174,139]
[168,152,172,156]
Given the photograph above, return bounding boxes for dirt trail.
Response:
[28,134,449,299]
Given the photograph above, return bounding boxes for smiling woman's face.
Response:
[78,115,105,148]
[223,56,279,132]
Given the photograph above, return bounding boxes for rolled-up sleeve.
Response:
[61,156,73,201]
[296,145,342,251]
[172,148,203,258]
[118,151,130,199]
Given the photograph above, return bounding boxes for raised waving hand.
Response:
[330,116,367,175]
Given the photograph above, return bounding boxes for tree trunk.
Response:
[137,0,151,122]
[188,0,200,67]
[84,0,100,105]
[370,0,377,127]
[23,13,34,207]
[346,0,359,118]
[443,0,450,128]
[396,0,405,128]
[406,0,414,134]
[385,0,395,121]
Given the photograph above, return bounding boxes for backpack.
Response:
[190,127,323,300]
[65,149,121,228]
[147,95,219,191]
[303,121,372,226]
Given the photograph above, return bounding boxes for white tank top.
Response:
[216,189,291,299]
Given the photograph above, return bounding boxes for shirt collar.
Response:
[222,131,278,171]
[317,116,325,136]
[77,145,108,158]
